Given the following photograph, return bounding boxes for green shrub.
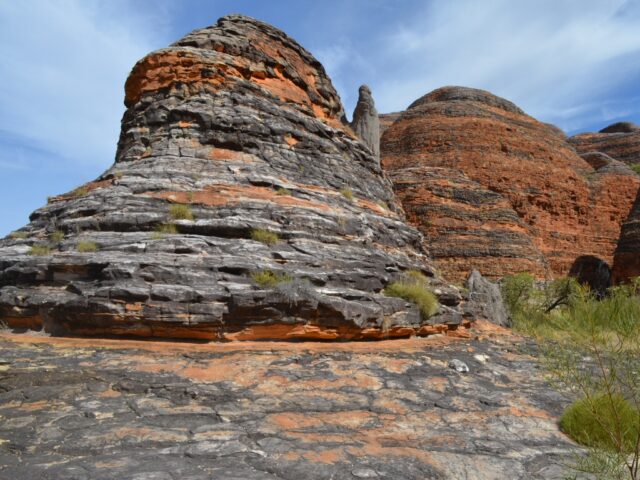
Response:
[501,272,536,315]
[251,270,292,289]
[276,187,291,196]
[154,223,178,236]
[169,204,194,221]
[29,245,52,256]
[9,231,28,239]
[630,163,640,175]
[49,230,65,243]
[384,271,438,320]
[340,187,354,201]
[76,240,98,253]
[250,228,279,245]
[560,393,640,453]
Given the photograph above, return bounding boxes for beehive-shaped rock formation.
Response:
[382,87,640,280]
[0,15,461,340]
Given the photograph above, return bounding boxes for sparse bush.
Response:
[154,223,178,236]
[384,270,438,320]
[513,276,640,479]
[275,278,317,306]
[49,230,65,243]
[250,228,279,245]
[76,240,98,253]
[631,163,640,175]
[340,187,354,201]
[114,171,124,179]
[169,204,194,221]
[9,231,28,240]
[29,245,52,256]
[251,270,292,289]
[276,187,291,196]
[560,393,640,453]
[72,186,89,197]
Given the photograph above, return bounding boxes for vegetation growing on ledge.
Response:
[9,231,28,240]
[250,228,279,245]
[49,230,65,243]
[340,187,354,201]
[169,204,194,221]
[72,186,89,197]
[276,187,291,196]
[76,241,98,253]
[384,270,438,320]
[155,223,178,236]
[29,245,52,256]
[251,270,292,289]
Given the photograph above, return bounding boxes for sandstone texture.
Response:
[379,112,402,136]
[569,121,640,167]
[0,326,581,480]
[567,121,640,283]
[350,85,380,163]
[0,15,462,340]
[381,86,640,280]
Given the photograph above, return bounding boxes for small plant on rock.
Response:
[340,187,354,202]
[251,270,292,289]
[154,223,178,238]
[72,186,89,197]
[76,240,98,253]
[384,270,439,320]
[49,230,65,243]
[276,187,291,196]
[9,231,28,240]
[169,204,194,221]
[29,245,52,256]
[250,228,279,245]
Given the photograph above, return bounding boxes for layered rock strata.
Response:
[381,86,640,279]
[569,121,640,167]
[0,15,462,340]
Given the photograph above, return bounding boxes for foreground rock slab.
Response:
[0,324,580,480]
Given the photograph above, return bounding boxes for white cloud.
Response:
[0,0,169,169]
[365,0,640,131]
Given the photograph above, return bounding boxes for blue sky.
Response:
[1,0,640,236]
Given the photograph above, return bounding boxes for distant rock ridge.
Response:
[381,86,640,281]
[0,15,464,341]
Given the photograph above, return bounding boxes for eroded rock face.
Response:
[569,121,640,167]
[381,86,640,280]
[0,15,460,340]
[350,84,380,163]
[612,192,640,283]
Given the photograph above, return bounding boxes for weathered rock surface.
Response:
[388,166,549,281]
[465,270,510,327]
[569,121,640,167]
[351,85,380,163]
[0,327,581,479]
[381,86,640,280]
[379,112,402,136]
[0,15,461,340]
[612,191,640,283]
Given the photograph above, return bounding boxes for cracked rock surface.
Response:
[0,324,580,480]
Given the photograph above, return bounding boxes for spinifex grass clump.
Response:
[250,228,279,245]
[28,245,52,256]
[76,241,98,253]
[169,204,194,221]
[384,269,438,320]
[251,270,292,289]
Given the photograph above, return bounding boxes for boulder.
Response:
[464,270,510,327]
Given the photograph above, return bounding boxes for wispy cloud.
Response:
[363,0,640,132]
[0,0,169,170]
